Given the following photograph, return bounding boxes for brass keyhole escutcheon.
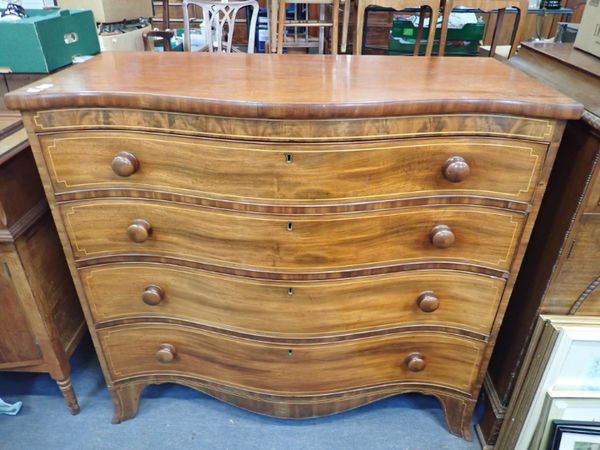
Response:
[288,288,294,296]
[288,349,294,358]
[287,222,293,231]
[285,153,293,164]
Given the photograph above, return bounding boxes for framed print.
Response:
[533,392,600,449]
[494,316,600,450]
[549,421,600,450]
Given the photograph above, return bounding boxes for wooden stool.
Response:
[277,0,340,54]
[439,0,529,58]
[353,0,440,55]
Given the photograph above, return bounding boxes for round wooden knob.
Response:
[443,156,470,183]
[430,224,455,249]
[406,352,426,372]
[142,285,164,306]
[156,344,176,363]
[417,291,439,313]
[127,219,151,243]
[111,152,139,177]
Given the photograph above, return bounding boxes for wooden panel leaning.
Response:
[0,116,85,414]
[4,53,582,441]
[478,43,600,448]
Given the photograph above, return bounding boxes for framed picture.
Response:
[549,421,600,450]
[534,393,600,450]
[495,316,600,450]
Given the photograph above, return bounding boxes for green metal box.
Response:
[389,19,484,56]
[0,9,100,73]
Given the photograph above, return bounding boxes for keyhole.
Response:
[288,288,294,296]
[287,222,293,231]
[288,349,294,358]
[285,153,293,164]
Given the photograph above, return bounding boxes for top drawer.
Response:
[39,132,546,205]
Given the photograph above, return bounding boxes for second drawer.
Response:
[62,200,525,272]
[82,264,505,336]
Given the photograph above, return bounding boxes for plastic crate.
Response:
[388,19,484,56]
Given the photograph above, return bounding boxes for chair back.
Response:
[183,0,259,53]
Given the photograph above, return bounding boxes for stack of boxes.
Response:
[57,0,154,51]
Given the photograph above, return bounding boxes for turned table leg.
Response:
[57,376,80,415]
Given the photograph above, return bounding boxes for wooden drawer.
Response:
[82,264,505,336]
[62,200,525,272]
[40,132,546,204]
[98,323,484,395]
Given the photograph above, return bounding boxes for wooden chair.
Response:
[341,0,351,52]
[183,0,259,53]
[353,0,440,55]
[277,0,341,54]
[143,30,175,51]
[439,0,529,57]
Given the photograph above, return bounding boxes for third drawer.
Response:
[81,263,505,336]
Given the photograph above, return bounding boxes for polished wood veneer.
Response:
[82,264,504,337]
[40,132,545,205]
[6,53,581,441]
[99,324,484,396]
[62,200,524,272]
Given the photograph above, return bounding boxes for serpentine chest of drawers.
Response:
[6,53,581,440]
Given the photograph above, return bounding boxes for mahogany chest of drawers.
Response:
[5,53,581,440]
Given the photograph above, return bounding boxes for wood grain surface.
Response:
[543,213,600,314]
[99,323,484,395]
[31,109,558,142]
[4,53,582,120]
[61,200,525,272]
[40,132,545,204]
[81,263,505,336]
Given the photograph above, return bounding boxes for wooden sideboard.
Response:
[477,42,600,448]
[0,114,85,414]
[5,53,581,440]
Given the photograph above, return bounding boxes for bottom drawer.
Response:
[98,324,485,396]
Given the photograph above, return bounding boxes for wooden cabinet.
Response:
[5,53,581,440]
[0,115,85,414]
[478,42,600,448]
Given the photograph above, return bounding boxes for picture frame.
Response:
[494,316,600,450]
[533,392,600,450]
[549,421,600,450]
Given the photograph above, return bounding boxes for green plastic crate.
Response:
[0,9,100,73]
[389,19,484,56]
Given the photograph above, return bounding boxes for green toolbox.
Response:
[0,9,100,73]
[388,18,484,56]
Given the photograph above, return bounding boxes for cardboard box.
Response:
[99,25,151,51]
[574,0,600,58]
[0,9,100,73]
[57,0,154,23]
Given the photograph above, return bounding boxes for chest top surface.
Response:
[5,53,582,120]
